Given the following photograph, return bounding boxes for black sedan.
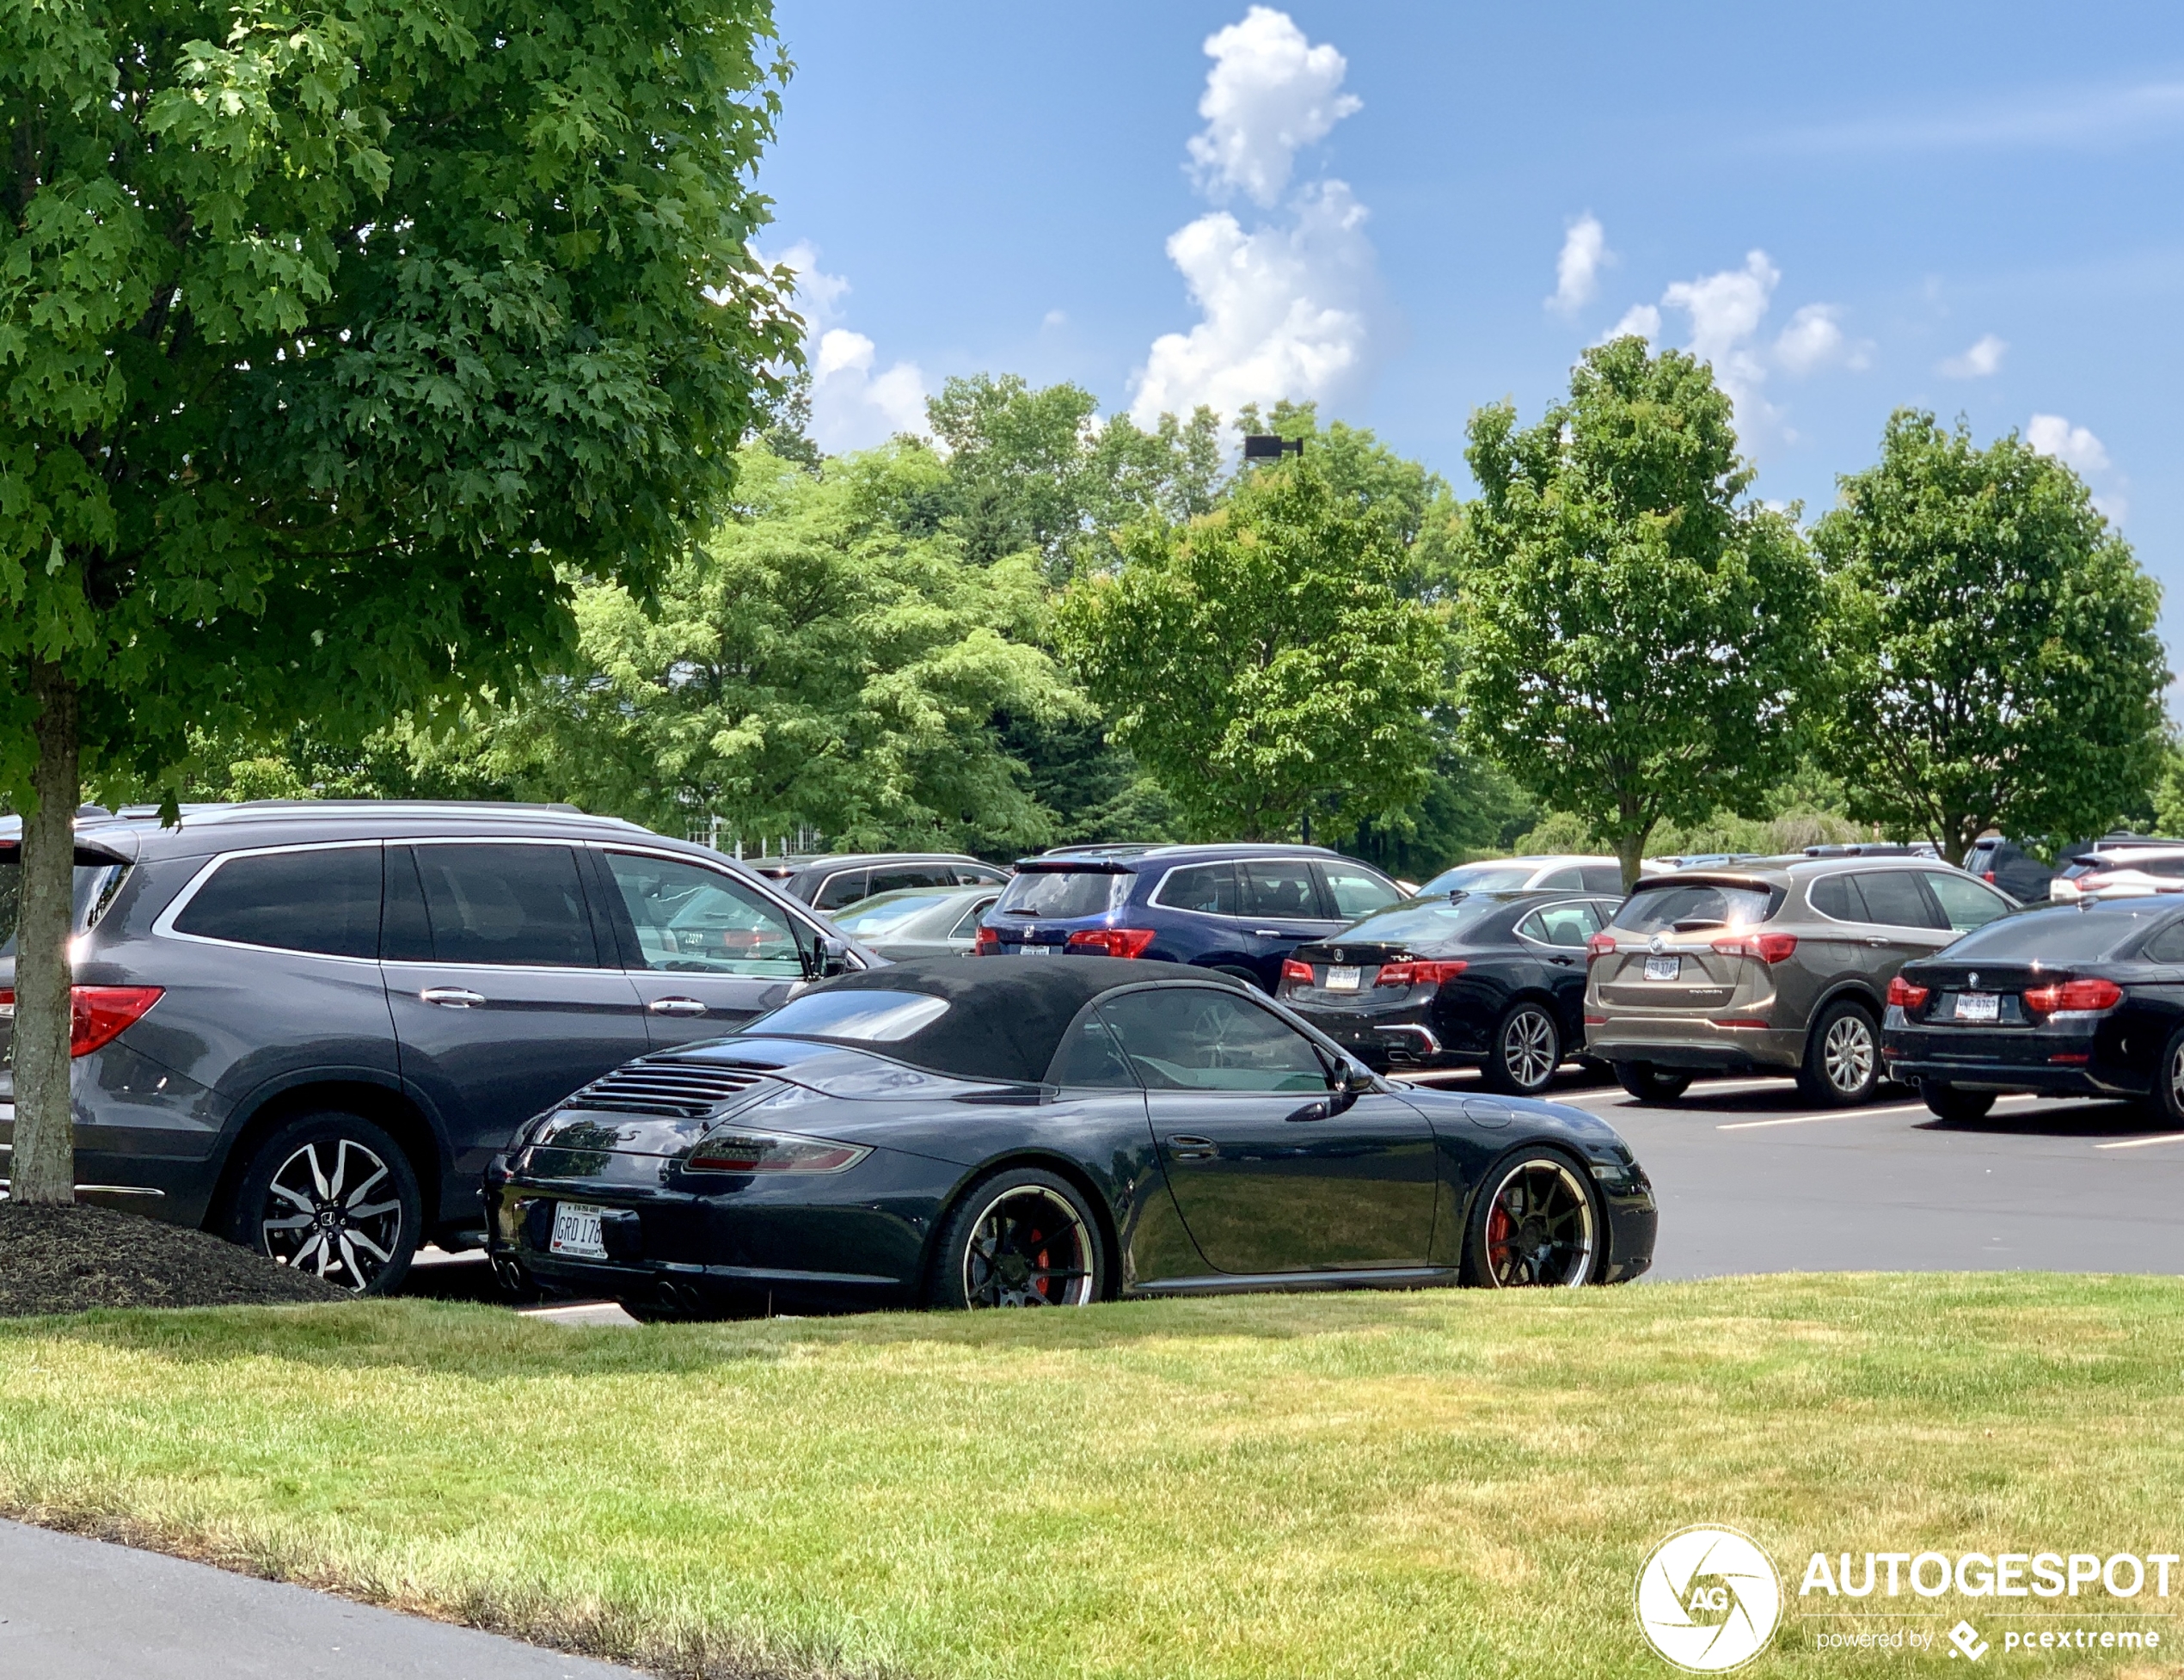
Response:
[1279,890,1620,1094]
[484,958,1656,1315]
[1882,895,2184,1121]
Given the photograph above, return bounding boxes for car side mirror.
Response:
[807,935,853,979]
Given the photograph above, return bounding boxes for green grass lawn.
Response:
[1,1278,2181,1678]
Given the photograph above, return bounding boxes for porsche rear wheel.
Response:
[929,1168,1106,1309]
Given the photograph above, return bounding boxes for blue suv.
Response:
[972,843,1404,991]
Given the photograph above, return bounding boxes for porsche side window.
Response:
[1046,1012,1138,1088]
[1095,990,1328,1094]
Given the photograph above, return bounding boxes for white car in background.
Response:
[1416,855,1632,896]
[2050,846,2184,900]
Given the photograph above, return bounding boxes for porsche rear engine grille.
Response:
[567,1063,768,1119]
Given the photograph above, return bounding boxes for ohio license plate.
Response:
[1955,991,1999,1023]
[549,1201,610,1259]
[1644,955,1681,981]
[1325,966,1362,991]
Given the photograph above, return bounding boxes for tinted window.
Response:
[0,861,130,957]
[1519,900,1602,948]
[1319,863,1401,918]
[1046,1010,1138,1088]
[1538,868,1582,890]
[2144,919,2184,966]
[954,865,1005,886]
[996,869,1127,919]
[413,844,596,967]
[948,895,997,939]
[1580,867,1624,895]
[1943,903,2170,963]
[1808,875,1857,921]
[1096,989,1328,1094]
[868,864,952,896]
[605,852,802,976]
[813,870,869,911]
[2122,856,2184,880]
[1612,881,1774,934]
[1853,870,1945,930]
[832,890,960,937]
[1239,860,1321,919]
[173,847,380,959]
[1156,862,1239,916]
[1925,873,2011,933]
[1340,895,1506,945]
[750,990,949,1042]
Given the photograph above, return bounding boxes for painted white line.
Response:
[1715,1094,2050,1131]
[2095,1131,2184,1151]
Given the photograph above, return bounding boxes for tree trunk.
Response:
[12,662,79,1205]
[1614,825,1653,893]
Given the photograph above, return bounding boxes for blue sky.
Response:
[762,2,2184,657]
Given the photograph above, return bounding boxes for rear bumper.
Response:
[1586,1016,1804,1073]
[1881,1021,2145,1098]
[1291,1000,1476,1072]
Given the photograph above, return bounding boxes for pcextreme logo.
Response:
[1635,1526,1784,1673]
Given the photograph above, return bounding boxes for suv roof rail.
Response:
[1801,843,1925,858]
[94,799,653,832]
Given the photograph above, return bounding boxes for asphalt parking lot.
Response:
[1446,1066,2184,1279]
[401,1066,2184,1313]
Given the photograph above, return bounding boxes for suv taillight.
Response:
[0,986,164,1057]
[972,926,1001,955]
[1586,931,1617,962]
[1711,932,1797,964]
[1065,927,1156,959]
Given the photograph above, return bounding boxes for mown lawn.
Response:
[0,1278,2181,1678]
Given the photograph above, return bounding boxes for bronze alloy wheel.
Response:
[1473,1153,1598,1287]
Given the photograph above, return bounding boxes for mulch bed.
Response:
[0,1204,347,1316]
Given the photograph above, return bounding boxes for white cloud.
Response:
[764,239,850,333]
[1186,6,1362,207]
[1042,309,1068,328]
[1132,181,1375,424]
[2027,413,2111,475]
[1659,250,1779,417]
[1132,10,1380,425]
[809,328,928,453]
[1774,304,1866,375]
[1939,334,2008,378]
[1599,303,1659,344]
[1548,214,1610,316]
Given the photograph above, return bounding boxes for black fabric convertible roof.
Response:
[768,957,1227,1083]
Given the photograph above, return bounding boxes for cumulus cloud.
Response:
[1548,214,1610,315]
[2027,413,2111,474]
[1187,6,1362,206]
[1939,334,2007,378]
[760,242,929,453]
[1132,9,1379,426]
[1600,302,1660,344]
[2028,413,2126,523]
[1595,250,1864,428]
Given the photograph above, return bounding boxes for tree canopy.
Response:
[1456,337,1825,886]
[1060,460,1446,843]
[1810,411,2169,860]
[1,0,797,1199]
[487,444,1082,854]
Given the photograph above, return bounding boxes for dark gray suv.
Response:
[0,802,871,1291]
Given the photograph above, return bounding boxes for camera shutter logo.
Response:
[1635,1525,1782,1672]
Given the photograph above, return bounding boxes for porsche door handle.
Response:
[420,987,486,1009]
[1167,1136,1218,1161]
[647,997,709,1017]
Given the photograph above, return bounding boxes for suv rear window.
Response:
[996,870,1128,919]
[0,856,132,954]
[1612,880,1775,934]
[173,846,381,959]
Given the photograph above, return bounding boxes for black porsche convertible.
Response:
[484,958,1657,1316]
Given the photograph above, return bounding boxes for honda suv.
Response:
[973,843,1403,992]
[0,802,872,1292]
[1583,853,2015,1105]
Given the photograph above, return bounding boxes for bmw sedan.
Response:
[1279,890,1620,1094]
[1882,895,2184,1122]
[484,958,1657,1315]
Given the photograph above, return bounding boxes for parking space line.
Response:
[2095,1131,2184,1150]
[1715,1094,2050,1131]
